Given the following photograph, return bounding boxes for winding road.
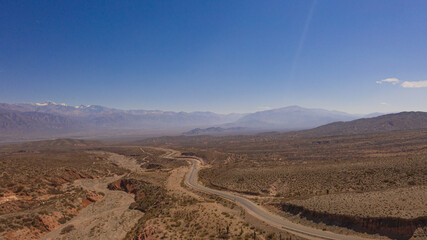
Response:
[184,158,367,240]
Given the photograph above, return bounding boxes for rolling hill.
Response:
[296,111,427,137]
[0,138,104,151]
[139,111,427,148]
[183,127,248,136]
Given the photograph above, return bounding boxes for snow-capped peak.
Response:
[74,105,91,109]
[34,101,67,106]
[35,102,49,106]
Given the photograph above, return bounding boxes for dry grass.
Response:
[136,129,427,238]
[146,129,427,220]
[287,186,427,218]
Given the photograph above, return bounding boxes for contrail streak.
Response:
[289,0,317,80]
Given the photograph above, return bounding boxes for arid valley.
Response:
[2,1,427,239]
[1,111,426,240]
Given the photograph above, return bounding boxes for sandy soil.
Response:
[103,151,143,173]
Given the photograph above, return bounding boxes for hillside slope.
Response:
[0,138,104,151]
[297,111,427,137]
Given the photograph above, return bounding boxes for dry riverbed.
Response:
[40,176,143,240]
[41,152,146,240]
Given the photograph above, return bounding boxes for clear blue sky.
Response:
[1,0,426,114]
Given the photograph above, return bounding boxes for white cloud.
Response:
[376,77,427,89]
[401,80,427,88]
[380,102,387,105]
[376,78,400,85]
[257,106,272,111]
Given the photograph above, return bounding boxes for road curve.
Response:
[185,158,368,240]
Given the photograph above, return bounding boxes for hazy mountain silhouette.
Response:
[224,105,358,130]
[0,102,416,141]
[0,111,82,136]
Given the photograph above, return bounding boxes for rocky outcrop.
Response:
[48,168,91,187]
[108,179,148,202]
[108,179,139,194]
[37,212,62,232]
[81,191,104,207]
[108,178,165,212]
[278,202,427,240]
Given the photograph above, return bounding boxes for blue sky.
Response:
[1,0,426,114]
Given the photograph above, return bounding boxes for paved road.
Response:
[185,158,368,240]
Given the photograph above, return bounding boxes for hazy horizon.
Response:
[0,100,400,116]
[1,1,426,114]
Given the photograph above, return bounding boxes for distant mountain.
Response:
[0,102,246,141]
[1,101,414,142]
[183,127,247,136]
[183,106,365,136]
[362,112,388,118]
[1,102,118,116]
[0,102,243,129]
[297,111,427,137]
[228,106,358,130]
[0,111,81,136]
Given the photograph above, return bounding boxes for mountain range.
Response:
[0,101,392,141]
[224,105,358,130]
[0,102,242,128]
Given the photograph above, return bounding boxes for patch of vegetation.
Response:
[60,224,75,234]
